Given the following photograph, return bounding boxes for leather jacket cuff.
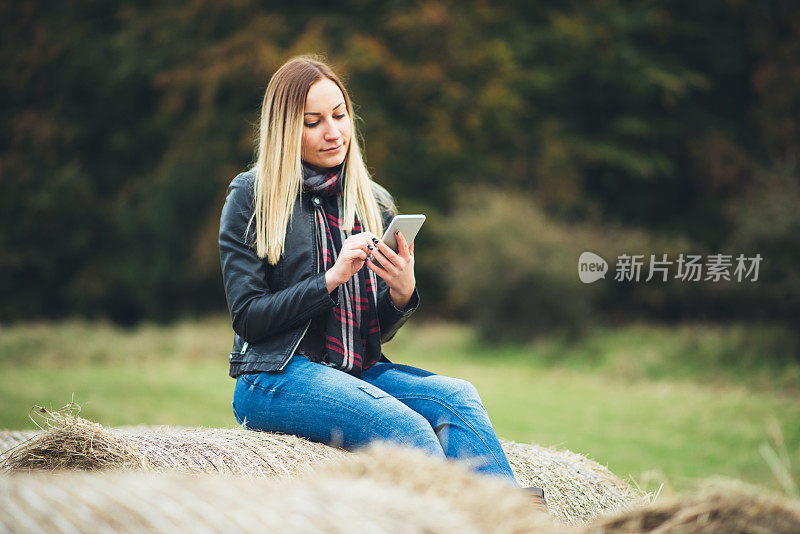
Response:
[389,287,419,315]
[377,286,419,343]
[315,271,339,306]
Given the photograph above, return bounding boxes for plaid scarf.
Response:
[302,162,381,377]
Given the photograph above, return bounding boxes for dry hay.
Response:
[501,438,650,526]
[0,430,39,462]
[0,442,563,534]
[0,468,484,533]
[312,441,561,533]
[0,426,180,463]
[3,450,798,534]
[1,410,347,479]
[583,486,800,533]
[1,411,646,526]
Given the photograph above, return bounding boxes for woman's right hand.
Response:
[324,232,376,293]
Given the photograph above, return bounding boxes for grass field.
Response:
[1,317,798,497]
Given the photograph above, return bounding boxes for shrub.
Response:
[436,189,600,341]
[435,188,707,342]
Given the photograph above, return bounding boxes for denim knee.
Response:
[371,408,445,458]
[438,377,483,405]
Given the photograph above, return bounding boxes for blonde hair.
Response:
[248,55,389,264]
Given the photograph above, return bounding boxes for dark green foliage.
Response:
[0,0,797,337]
[725,162,800,323]
[438,189,707,342]
[439,190,598,340]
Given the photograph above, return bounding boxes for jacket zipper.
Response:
[278,194,321,372]
[279,320,311,371]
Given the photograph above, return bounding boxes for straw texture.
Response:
[317,440,559,532]
[0,469,484,533]
[6,414,798,532]
[583,487,800,533]
[1,412,647,526]
[0,430,38,462]
[2,412,347,479]
[501,438,650,525]
[4,443,798,533]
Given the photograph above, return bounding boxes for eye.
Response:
[305,121,319,128]
[334,113,346,120]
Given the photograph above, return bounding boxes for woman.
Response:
[219,55,546,505]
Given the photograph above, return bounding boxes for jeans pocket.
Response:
[357,385,391,399]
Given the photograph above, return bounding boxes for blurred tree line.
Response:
[1,1,797,346]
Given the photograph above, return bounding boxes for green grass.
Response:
[1,317,798,497]
[0,317,236,429]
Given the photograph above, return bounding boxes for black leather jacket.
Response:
[219,170,419,378]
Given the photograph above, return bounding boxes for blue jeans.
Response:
[232,353,519,486]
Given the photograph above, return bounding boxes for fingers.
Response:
[368,247,400,276]
[350,233,373,250]
[373,234,405,269]
[340,232,415,281]
[341,234,375,261]
[341,248,367,264]
[365,256,390,279]
[395,230,411,259]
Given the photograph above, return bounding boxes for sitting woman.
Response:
[219,55,545,507]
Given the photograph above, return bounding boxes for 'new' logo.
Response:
[578,252,608,283]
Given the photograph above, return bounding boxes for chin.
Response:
[306,146,348,170]
[324,152,347,167]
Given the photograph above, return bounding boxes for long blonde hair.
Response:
[248,55,388,264]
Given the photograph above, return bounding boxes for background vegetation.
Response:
[2,0,798,341]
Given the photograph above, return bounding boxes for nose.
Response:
[322,118,341,141]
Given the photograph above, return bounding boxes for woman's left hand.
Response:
[366,230,415,308]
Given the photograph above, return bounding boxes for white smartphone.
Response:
[381,214,426,252]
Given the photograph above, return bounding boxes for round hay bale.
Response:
[1,413,347,479]
[126,426,349,477]
[314,441,561,533]
[501,439,649,526]
[583,487,800,533]
[1,411,646,527]
[0,469,486,533]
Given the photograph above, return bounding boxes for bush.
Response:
[725,161,800,327]
[435,188,712,342]
[436,189,598,341]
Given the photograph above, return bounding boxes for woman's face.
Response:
[301,78,352,170]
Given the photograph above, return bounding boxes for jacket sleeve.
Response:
[374,184,420,343]
[219,173,337,344]
[377,278,420,343]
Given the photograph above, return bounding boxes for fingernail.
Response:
[395,230,399,235]
[372,237,379,244]
[366,255,373,262]
[367,244,374,250]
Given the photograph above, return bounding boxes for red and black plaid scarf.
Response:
[302,162,381,377]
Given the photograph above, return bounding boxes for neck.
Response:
[302,159,343,175]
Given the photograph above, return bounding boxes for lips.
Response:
[322,144,343,152]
